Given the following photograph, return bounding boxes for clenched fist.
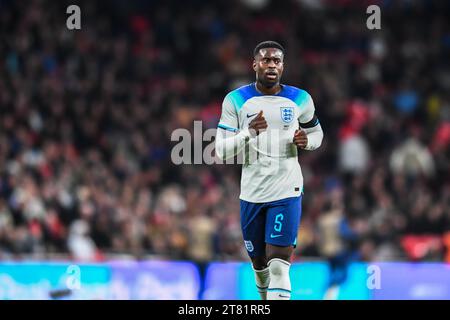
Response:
[293,129,308,149]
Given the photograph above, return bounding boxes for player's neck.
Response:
[255,82,282,95]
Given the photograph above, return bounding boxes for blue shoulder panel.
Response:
[277,85,310,108]
[227,83,261,112]
[227,83,310,111]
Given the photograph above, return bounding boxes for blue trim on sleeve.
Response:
[218,123,238,132]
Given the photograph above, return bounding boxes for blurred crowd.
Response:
[0,0,449,264]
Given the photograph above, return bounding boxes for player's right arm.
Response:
[215,95,267,160]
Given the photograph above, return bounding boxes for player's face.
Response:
[253,48,284,88]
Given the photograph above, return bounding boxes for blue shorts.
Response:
[240,196,302,258]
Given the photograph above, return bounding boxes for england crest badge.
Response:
[280,107,294,123]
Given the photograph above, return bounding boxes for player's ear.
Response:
[252,59,257,72]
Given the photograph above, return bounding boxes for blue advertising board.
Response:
[208,261,370,300]
[370,263,450,300]
[108,260,201,300]
[1,261,449,299]
[0,262,110,299]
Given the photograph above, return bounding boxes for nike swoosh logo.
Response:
[270,234,282,238]
[247,113,258,118]
[279,294,290,298]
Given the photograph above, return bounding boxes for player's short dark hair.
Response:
[253,41,285,57]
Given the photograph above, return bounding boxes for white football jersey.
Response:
[217,82,318,203]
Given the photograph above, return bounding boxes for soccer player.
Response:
[214,41,324,300]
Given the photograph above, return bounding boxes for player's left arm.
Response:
[294,92,324,150]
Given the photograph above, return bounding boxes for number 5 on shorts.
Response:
[274,213,283,232]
